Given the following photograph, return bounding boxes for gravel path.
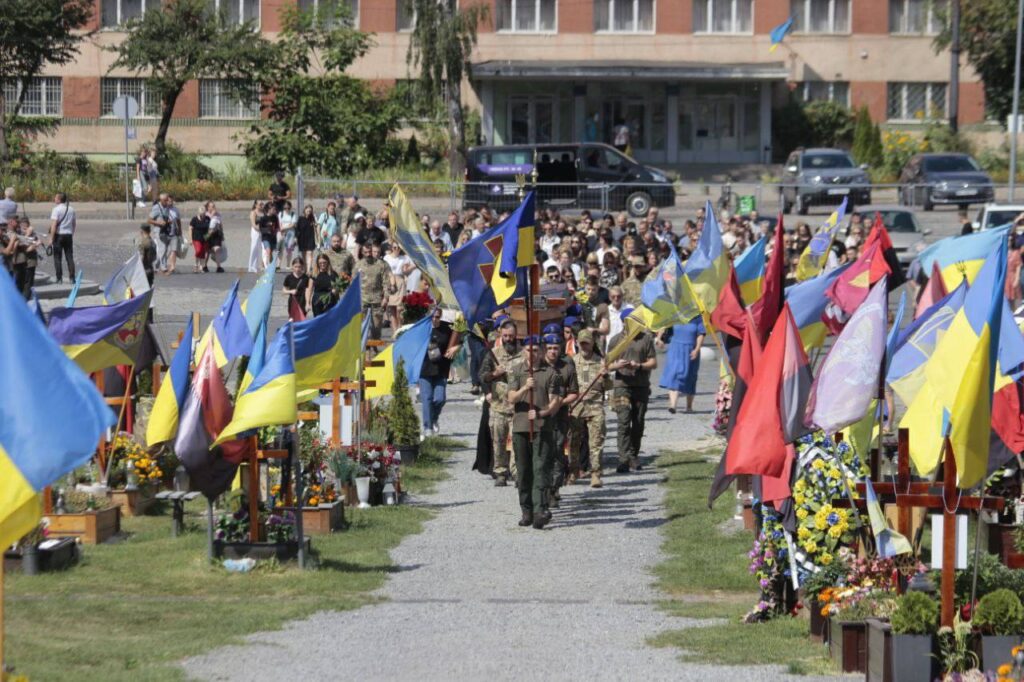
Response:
[183,359,850,681]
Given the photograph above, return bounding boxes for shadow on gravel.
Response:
[422,500,477,510]
[318,559,424,574]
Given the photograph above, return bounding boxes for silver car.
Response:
[855,205,933,267]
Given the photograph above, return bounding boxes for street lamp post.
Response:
[1010,0,1024,201]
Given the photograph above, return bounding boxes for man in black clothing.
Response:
[442,211,463,245]
[268,172,291,213]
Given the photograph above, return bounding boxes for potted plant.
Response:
[867,590,939,682]
[388,358,420,466]
[972,588,1024,672]
[802,555,850,642]
[829,591,897,673]
[212,494,307,562]
[936,617,980,679]
[105,433,168,517]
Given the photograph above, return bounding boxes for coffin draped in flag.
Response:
[0,270,115,549]
[175,342,251,499]
[365,315,433,400]
[47,290,153,373]
[146,317,194,447]
[806,278,888,434]
[725,305,812,478]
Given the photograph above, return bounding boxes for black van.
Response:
[464,143,675,217]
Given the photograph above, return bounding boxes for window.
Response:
[100,78,161,118]
[693,0,752,34]
[887,82,947,121]
[3,78,62,117]
[199,80,258,119]
[397,0,415,30]
[496,0,555,32]
[298,0,359,26]
[792,0,849,33]
[101,0,159,27]
[800,81,850,106]
[889,0,945,35]
[594,0,654,32]
[210,0,260,24]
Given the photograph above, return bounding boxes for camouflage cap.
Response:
[577,329,595,344]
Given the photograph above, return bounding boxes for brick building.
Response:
[10,0,986,165]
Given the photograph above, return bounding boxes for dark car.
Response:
[780,148,871,215]
[898,153,994,211]
[463,143,675,217]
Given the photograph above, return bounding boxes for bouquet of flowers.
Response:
[215,509,250,543]
[108,432,166,488]
[712,376,732,435]
[745,508,795,623]
[348,441,399,482]
[402,291,434,324]
[312,271,352,312]
[265,510,297,544]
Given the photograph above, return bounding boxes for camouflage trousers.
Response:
[612,386,649,464]
[362,303,384,340]
[489,410,513,477]
[569,410,606,473]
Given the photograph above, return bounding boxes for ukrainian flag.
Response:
[449,192,536,325]
[795,198,847,281]
[214,323,297,446]
[914,225,1010,291]
[195,280,254,368]
[47,290,153,373]
[735,236,767,305]
[785,262,852,350]
[0,269,114,549]
[366,316,433,400]
[683,200,730,314]
[293,273,363,388]
[242,259,277,338]
[389,185,460,315]
[146,317,194,447]
[641,241,699,329]
[769,16,793,52]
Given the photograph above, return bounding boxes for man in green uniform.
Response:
[480,318,521,487]
[507,336,564,529]
[354,241,390,339]
[542,323,578,508]
[568,329,611,488]
[620,264,644,308]
[607,309,657,473]
[324,232,355,277]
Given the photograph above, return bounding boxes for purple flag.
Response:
[806,278,888,433]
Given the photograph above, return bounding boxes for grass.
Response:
[3,436,463,682]
[650,449,835,675]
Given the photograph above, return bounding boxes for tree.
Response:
[407,0,489,180]
[107,0,275,162]
[240,5,402,175]
[0,0,93,165]
[935,0,1020,123]
[851,106,871,163]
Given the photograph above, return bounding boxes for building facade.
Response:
[15,0,985,165]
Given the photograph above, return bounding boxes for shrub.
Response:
[387,358,421,446]
[891,591,940,635]
[923,121,973,156]
[851,106,872,164]
[803,100,854,149]
[974,589,1024,636]
[881,130,929,178]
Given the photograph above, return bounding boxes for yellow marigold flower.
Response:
[820,552,833,566]
[815,516,828,531]
[812,459,825,470]
[803,540,818,554]
[796,508,809,520]
[828,526,843,538]
[997,664,1011,676]
[828,468,841,480]
[798,527,811,540]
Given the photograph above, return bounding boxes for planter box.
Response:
[808,598,829,642]
[396,444,419,467]
[281,502,345,535]
[46,507,121,545]
[213,537,311,562]
[108,488,156,517]
[866,618,936,682]
[830,618,867,673]
[3,538,78,574]
[975,634,1021,674]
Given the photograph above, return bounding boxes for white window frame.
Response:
[889,0,944,36]
[100,78,161,118]
[199,79,259,120]
[101,0,160,28]
[693,0,753,35]
[886,82,948,122]
[299,0,359,28]
[210,0,261,27]
[800,81,850,106]
[791,0,850,34]
[496,0,557,33]
[3,78,63,117]
[594,0,656,34]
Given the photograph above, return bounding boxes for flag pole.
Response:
[287,323,306,570]
[0,554,5,678]
[683,275,734,379]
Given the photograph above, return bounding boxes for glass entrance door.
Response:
[600,99,646,156]
[508,96,556,144]
[693,98,738,156]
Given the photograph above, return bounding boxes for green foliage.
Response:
[387,358,421,446]
[954,552,1024,606]
[922,121,974,155]
[107,0,276,158]
[802,555,851,603]
[937,619,979,673]
[974,588,1024,636]
[935,0,1021,123]
[890,591,940,635]
[851,107,883,170]
[803,101,854,148]
[160,140,215,181]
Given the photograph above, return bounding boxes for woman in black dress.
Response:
[282,257,310,318]
[296,204,317,272]
[308,253,339,316]
[204,201,225,273]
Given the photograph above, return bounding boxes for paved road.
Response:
[182,359,850,682]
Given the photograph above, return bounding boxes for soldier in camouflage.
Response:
[607,309,657,473]
[480,319,521,487]
[568,329,611,488]
[355,241,390,339]
[542,324,578,508]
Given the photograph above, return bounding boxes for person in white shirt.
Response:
[48,192,77,283]
[278,200,297,263]
[384,242,415,331]
[428,219,453,252]
[605,286,625,352]
[538,221,561,260]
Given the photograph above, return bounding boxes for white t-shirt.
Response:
[606,304,624,351]
[50,203,76,235]
[384,253,411,277]
[613,125,630,147]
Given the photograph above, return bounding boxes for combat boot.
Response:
[590,473,603,489]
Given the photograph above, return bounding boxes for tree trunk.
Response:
[445,76,465,182]
[154,90,181,163]
[0,98,9,167]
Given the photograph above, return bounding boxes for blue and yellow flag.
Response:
[683,200,730,314]
[448,192,536,325]
[796,198,847,281]
[242,258,277,338]
[146,317,194,447]
[293,274,362,388]
[641,240,699,330]
[0,269,115,549]
[769,17,793,52]
[214,323,297,446]
[914,225,1010,291]
[735,236,767,305]
[366,316,433,400]
[47,290,153,373]
[785,262,852,351]
[195,280,254,368]
[389,184,460,315]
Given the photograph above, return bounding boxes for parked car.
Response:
[856,205,932,267]
[973,203,1024,231]
[780,148,871,216]
[463,143,676,217]
[898,153,994,211]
